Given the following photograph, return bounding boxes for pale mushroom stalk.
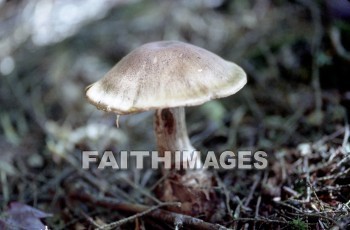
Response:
[154,107,213,216]
[155,107,202,168]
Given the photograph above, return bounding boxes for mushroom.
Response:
[85,41,247,216]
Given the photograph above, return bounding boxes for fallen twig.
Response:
[214,171,233,216]
[96,202,180,230]
[69,189,230,230]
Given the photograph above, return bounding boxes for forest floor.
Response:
[0,0,349,229]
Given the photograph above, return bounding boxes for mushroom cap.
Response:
[86,41,247,114]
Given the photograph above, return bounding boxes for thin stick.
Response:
[232,217,289,225]
[80,210,102,228]
[303,154,311,203]
[317,167,350,181]
[254,196,262,230]
[121,177,162,204]
[342,120,349,150]
[97,202,181,230]
[149,171,170,191]
[313,127,345,147]
[214,171,233,216]
[298,0,323,119]
[255,196,261,218]
[287,212,338,226]
[244,173,261,207]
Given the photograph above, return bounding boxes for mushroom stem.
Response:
[154,107,215,216]
[154,107,202,168]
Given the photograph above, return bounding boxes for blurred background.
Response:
[0,0,349,229]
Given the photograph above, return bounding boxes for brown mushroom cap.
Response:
[85,41,247,114]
